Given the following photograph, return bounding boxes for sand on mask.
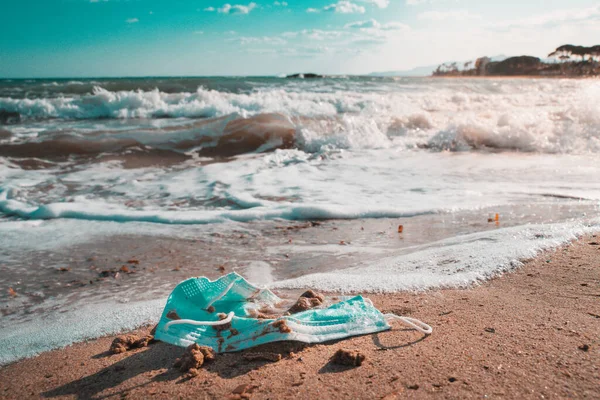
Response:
[154,272,432,355]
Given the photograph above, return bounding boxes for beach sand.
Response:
[1,236,598,399]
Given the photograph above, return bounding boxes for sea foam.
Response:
[0,298,164,366]
[273,220,600,293]
[1,78,599,153]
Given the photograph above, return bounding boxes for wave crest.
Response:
[1,79,600,154]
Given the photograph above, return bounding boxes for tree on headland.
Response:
[591,45,600,62]
[433,62,459,76]
[548,45,600,62]
[432,44,600,77]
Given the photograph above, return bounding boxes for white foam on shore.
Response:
[2,151,599,226]
[0,191,435,224]
[0,218,242,254]
[0,299,164,366]
[272,220,600,293]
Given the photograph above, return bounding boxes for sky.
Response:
[1,0,600,77]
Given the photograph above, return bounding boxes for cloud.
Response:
[194,31,204,35]
[324,1,366,14]
[282,29,345,40]
[229,36,288,45]
[383,22,411,31]
[406,0,453,5]
[345,19,380,29]
[220,3,257,14]
[336,47,365,56]
[243,45,331,58]
[418,10,481,21]
[352,37,387,46]
[309,0,389,13]
[283,46,332,58]
[125,18,139,24]
[204,3,257,14]
[345,19,409,31]
[495,5,600,28]
[363,0,389,8]
[297,46,330,54]
[273,1,288,6]
[344,19,411,39]
[405,0,444,5]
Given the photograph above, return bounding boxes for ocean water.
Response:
[1,76,600,364]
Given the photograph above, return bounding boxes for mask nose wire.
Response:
[205,278,240,309]
[163,311,235,332]
[384,314,433,335]
[162,277,244,332]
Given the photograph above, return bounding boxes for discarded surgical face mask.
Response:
[155,272,432,353]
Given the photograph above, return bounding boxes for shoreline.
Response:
[1,235,598,399]
[429,74,600,80]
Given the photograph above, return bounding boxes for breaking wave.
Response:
[1,78,599,156]
[0,113,296,162]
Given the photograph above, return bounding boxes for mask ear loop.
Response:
[163,311,235,332]
[384,314,432,335]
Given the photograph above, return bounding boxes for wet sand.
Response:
[1,236,599,399]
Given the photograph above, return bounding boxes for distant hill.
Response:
[369,65,439,77]
[432,45,600,77]
[370,55,507,77]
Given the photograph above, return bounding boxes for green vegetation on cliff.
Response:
[433,44,600,77]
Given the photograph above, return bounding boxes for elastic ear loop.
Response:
[385,314,432,335]
[163,311,235,332]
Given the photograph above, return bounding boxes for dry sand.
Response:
[1,236,599,399]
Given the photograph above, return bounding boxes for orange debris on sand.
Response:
[287,290,324,314]
[8,287,17,297]
[331,349,366,367]
[488,213,500,223]
[109,334,154,354]
[173,344,216,374]
[398,225,404,233]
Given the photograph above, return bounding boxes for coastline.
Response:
[1,235,598,399]
[429,74,600,80]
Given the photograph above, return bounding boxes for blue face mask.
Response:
[155,272,431,353]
